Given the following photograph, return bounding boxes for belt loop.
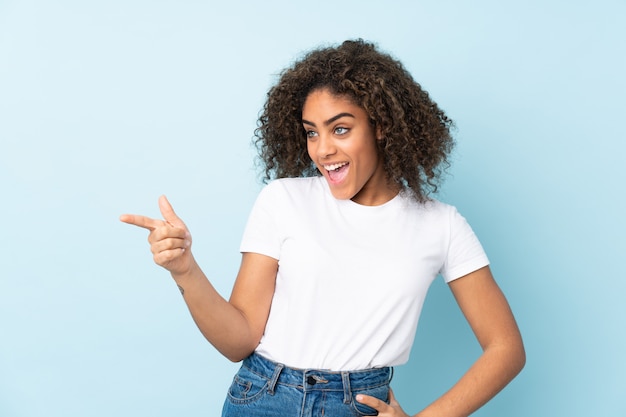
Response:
[389,366,394,383]
[267,362,284,396]
[341,371,352,404]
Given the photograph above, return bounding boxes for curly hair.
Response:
[255,39,454,202]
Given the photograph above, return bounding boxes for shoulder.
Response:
[399,194,458,219]
[396,196,475,238]
[252,177,325,209]
[259,177,325,198]
[426,198,474,229]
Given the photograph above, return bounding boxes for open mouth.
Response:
[324,162,349,183]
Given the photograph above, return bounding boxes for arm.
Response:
[120,195,277,362]
[172,251,277,362]
[357,266,525,416]
[416,265,525,416]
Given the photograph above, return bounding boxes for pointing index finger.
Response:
[119,213,163,231]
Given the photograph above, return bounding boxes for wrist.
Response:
[170,255,200,284]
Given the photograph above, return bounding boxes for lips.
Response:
[325,162,349,183]
[323,162,348,171]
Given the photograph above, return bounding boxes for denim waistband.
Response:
[242,353,393,400]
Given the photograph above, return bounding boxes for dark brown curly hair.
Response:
[255,39,454,202]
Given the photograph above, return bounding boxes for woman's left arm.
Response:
[357,266,525,417]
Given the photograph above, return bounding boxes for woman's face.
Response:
[302,88,396,206]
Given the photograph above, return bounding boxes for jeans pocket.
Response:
[226,366,270,405]
[351,384,390,416]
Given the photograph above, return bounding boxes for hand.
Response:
[120,195,193,276]
[356,389,410,417]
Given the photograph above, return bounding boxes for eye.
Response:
[334,127,349,135]
[305,129,318,139]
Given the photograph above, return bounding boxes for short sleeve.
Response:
[440,207,490,283]
[239,182,283,260]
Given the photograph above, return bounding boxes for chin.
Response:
[329,189,355,201]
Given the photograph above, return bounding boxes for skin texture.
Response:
[120,196,277,362]
[256,39,454,203]
[356,266,525,416]
[121,89,525,416]
[303,88,397,206]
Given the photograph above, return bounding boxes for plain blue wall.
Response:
[1,1,624,416]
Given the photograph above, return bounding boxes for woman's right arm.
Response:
[120,195,277,362]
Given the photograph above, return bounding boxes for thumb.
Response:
[158,195,185,227]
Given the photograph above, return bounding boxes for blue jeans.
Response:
[222,353,393,416]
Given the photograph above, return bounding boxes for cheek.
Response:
[355,139,379,165]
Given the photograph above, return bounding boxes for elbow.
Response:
[226,354,246,363]
[506,335,526,377]
[222,348,254,363]
[221,344,257,364]
[514,341,526,375]
[211,332,260,363]
[486,334,526,378]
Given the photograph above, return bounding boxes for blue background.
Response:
[1,1,624,416]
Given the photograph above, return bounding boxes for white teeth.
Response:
[323,162,348,171]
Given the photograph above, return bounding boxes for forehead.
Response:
[302,88,364,117]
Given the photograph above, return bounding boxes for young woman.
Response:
[121,39,525,417]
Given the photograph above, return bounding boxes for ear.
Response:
[376,126,383,141]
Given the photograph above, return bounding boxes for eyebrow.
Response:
[302,112,355,127]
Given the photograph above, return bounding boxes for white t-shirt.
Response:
[240,177,489,371]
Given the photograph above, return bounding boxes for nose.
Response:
[315,134,336,159]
